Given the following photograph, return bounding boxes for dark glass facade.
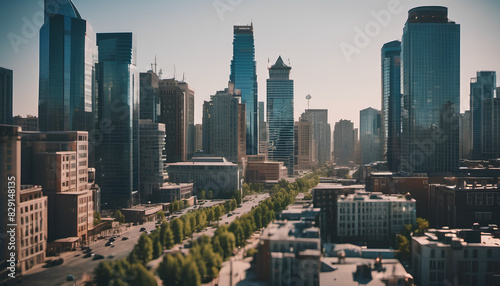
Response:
[38,0,96,133]
[469,71,496,159]
[230,25,258,155]
[96,33,139,209]
[267,57,294,175]
[401,6,460,174]
[381,41,401,171]
[360,107,382,164]
[0,67,13,125]
[333,119,355,165]
[140,71,160,122]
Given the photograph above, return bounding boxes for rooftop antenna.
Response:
[173,65,177,80]
[182,72,185,82]
[306,94,312,110]
[288,58,291,66]
[154,56,157,74]
[159,68,163,80]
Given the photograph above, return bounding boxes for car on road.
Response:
[83,248,93,253]
[140,227,146,232]
[108,255,115,259]
[109,237,116,242]
[105,241,114,247]
[66,275,75,281]
[46,258,64,267]
[93,254,105,260]
[83,252,95,258]
[121,236,130,240]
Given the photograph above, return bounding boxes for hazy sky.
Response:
[1,0,500,128]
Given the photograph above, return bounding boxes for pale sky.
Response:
[1,0,500,128]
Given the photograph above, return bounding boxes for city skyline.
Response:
[2,0,500,129]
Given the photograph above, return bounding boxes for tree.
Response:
[131,233,153,264]
[242,183,251,196]
[206,208,214,224]
[414,218,429,236]
[114,210,126,224]
[128,263,158,286]
[171,218,184,244]
[397,234,410,261]
[183,216,192,238]
[94,261,113,286]
[304,193,312,200]
[213,206,222,221]
[158,253,184,286]
[189,215,197,233]
[229,220,245,247]
[183,200,189,209]
[198,190,206,200]
[152,234,163,259]
[182,259,201,286]
[233,190,242,205]
[94,211,102,226]
[229,199,237,211]
[207,190,213,199]
[157,210,165,221]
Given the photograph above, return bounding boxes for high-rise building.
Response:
[0,67,13,125]
[459,111,471,159]
[302,109,330,165]
[230,24,258,155]
[194,124,203,152]
[333,119,355,165]
[258,101,267,156]
[95,32,139,209]
[482,98,500,159]
[401,6,460,174]
[360,107,383,164]
[266,56,294,175]
[381,41,401,171]
[294,118,315,171]
[202,84,246,164]
[159,78,195,163]
[38,0,97,132]
[139,120,165,203]
[140,70,160,122]
[470,71,496,159]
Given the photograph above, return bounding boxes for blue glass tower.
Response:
[381,41,401,171]
[469,71,496,159]
[39,0,96,132]
[360,107,383,164]
[96,33,139,209]
[230,24,258,155]
[401,6,460,174]
[267,56,294,175]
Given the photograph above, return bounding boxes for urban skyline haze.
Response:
[1,0,500,128]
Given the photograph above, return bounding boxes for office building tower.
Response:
[459,111,471,159]
[360,107,383,164]
[194,124,203,152]
[470,71,496,159]
[401,6,460,174]
[13,115,38,131]
[140,70,160,122]
[139,120,165,203]
[258,101,267,156]
[333,119,355,165]
[482,98,500,159]
[38,0,97,132]
[0,67,13,125]
[202,84,246,164]
[294,118,315,171]
[302,109,330,164]
[159,78,195,162]
[96,32,139,209]
[230,24,258,155]
[266,56,294,175]
[381,41,401,171]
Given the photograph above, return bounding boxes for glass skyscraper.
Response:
[267,56,294,175]
[381,41,401,171]
[401,6,460,174]
[230,24,258,155]
[96,33,139,209]
[469,71,496,159]
[39,0,96,132]
[0,67,13,125]
[360,107,383,165]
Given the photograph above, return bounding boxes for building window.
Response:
[467,193,473,205]
[475,193,483,205]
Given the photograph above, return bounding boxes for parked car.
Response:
[66,275,75,281]
[140,227,146,232]
[83,252,95,258]
[108,237,116,242]
[47,258,64,267]
[105,241,114,247]
[83,248,93,253]
[93,254,105,260]
[121,236,130,240]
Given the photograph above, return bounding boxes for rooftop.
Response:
[261,220,320,242]
[338,191,415,203]
[413,226,500,248]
